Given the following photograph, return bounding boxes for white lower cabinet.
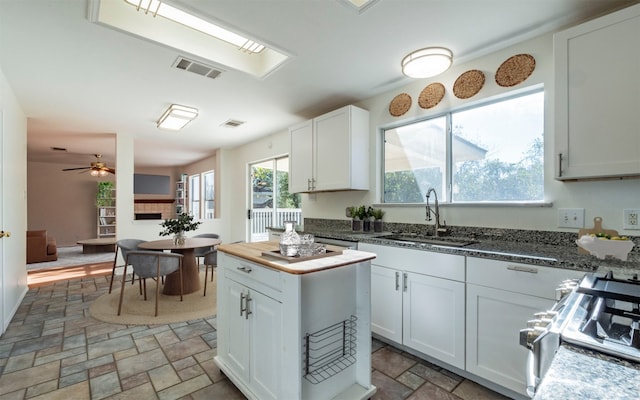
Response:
[361,243,465,369]
[465,257,585,396]
[221,274,282,400]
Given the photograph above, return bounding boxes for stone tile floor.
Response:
[0,274,510,399]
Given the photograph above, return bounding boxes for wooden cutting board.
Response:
[577,217,619,254]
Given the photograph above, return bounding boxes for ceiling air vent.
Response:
[173,57,222,80]
[222,119,245,128]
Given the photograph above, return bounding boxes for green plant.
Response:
[96,181,114,207]
[371,208,385,220]
[159,213,202,236]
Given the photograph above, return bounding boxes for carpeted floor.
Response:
[26,245,115,271]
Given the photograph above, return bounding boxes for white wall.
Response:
[1,68,28,334]
[226,31,640,237]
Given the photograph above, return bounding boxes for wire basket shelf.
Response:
[303,315,358,384]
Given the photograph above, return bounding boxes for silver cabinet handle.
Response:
[395,271,400,291]
[558,153,563,177]
[507,265,538,274]
[403,272,408,292]
[237,265,253,273]
[245,294,252,320]
[240,292,247,316]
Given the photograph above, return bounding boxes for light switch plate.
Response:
[558,208,585,228]
[623,209,640,230]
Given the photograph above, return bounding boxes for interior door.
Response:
[248,157,300,242]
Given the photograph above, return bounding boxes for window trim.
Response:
[380,85,546,205]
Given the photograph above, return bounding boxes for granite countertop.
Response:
[533,343,640,399]
[217,240,375,274]
[301,229,640,275]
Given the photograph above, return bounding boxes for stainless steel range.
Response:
[520,271,640,397]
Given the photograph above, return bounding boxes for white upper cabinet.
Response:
[554,4,640,180]
[289,105,370,193]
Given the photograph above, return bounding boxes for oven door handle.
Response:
[525,350,538,398]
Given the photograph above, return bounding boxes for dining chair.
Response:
[117,250,184,317]
[192,233,220,265]
[109,239,146,294]
[202,248,217,296]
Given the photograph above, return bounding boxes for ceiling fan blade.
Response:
[106,167,116,174]
[62,167,91,171]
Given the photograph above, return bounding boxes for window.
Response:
[383,90,544,204]
[189,174,200,219]
[189,171,215,220]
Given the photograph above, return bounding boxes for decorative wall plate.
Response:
[389,93,412,117]
[418,83,445,109]
[495,54,536,87]
[453,70,485,99]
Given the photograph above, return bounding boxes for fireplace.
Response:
[135,213,162,220]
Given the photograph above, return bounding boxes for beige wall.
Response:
[27,161,116,246]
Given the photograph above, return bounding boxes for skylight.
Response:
[88,0,290,78]
[123,0,265,54]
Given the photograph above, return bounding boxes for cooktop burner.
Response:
[561,271,640,362]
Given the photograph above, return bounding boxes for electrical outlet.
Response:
[623,209,640,230]
[558,208,585,228]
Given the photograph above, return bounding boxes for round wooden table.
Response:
[138,238,221,295]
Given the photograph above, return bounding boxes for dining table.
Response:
[138,237,221,295]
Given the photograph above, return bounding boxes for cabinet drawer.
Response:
[221,253,282,294]
[359,243,465,281]
[466,257,585,299]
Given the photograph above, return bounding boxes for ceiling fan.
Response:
[62,154,115,176]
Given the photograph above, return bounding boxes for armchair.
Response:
[26,230,58,263]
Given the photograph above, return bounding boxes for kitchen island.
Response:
[215,241,377,400]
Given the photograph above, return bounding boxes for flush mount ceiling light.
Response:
[401,47,453,79]
[157,104,198,131]
[88,0,290,78]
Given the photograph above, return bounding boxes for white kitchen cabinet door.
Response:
[404,272,465,370]
[370,264,403,343]
[222,279,251,383]
[466,284,554,395]
[289,120,313,193]
[555,4,640,180]
[313,105,369,192]
[249,289,282,400]
[288,105,369,193]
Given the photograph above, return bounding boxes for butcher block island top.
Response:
[215,240,377,400]
[217,240,375,274]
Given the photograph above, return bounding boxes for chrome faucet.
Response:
[426,188,446,237]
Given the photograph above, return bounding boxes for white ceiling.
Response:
[0,0,636,170]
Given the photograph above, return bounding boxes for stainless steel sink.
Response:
[380,234,478,248]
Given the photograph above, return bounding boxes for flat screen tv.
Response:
[134,174,171,194]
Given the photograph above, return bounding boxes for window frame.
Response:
[381,86,546,206]
[188,170,215,220]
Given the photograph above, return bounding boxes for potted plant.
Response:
[96,181,114,207]
[159,213,202,245]
[348,206,362,231]
[372,208,385,232]
[362,206,374,232]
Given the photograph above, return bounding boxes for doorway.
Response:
[248,156,301,242]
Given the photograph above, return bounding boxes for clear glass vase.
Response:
[279,221,300,257]
[174,231,186,246]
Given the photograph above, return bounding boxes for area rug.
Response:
[90,271,216,325]
[27,245,115,271]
